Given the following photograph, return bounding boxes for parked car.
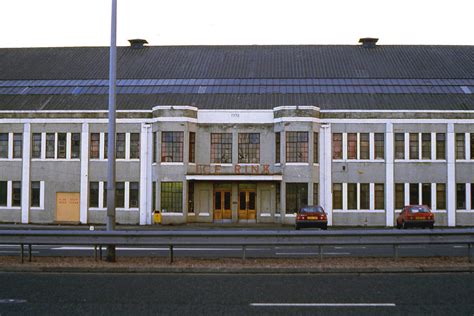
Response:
[295,205,328,230]
[396,205,435,229]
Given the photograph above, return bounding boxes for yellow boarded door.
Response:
[56,192,80,222]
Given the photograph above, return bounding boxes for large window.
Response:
[71,133,80,159]
[129,182,139,208]
[375,184,384,209]
[0,133,7,158]
[359,133,369,159]
[455,133,465,160]
[332,133,342,160]
[436,133,445,160]
[130,133,140,159]
[0,181,7,206]
[436,184,446,210]
[89,182,99,208]
[332,183,342,209]
[12,181,21,207]
[238,133,260,163]
[90,133,100,159]
[374,133,384,159]
[161,182,183,213]
[13,133,22,159]
[211,133,232,163]
[421,133,431,159]
[31,181,40,207]
[456,183,466,209]
[116,133,126,159]
[395,183,405,209]
[347,133,357,159]
[347,183,357,210]
[422,183,431,207]
[313,132,319,163]
[32,133,42,159]
[189,132,195,163]
[409,133,419,160]
[394,133,405,159]
[57,133,67,159]
[360,183,369,209]
[285,183,307,213]
[286,132,308,163]
[275,132,280,163]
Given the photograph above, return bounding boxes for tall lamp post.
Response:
[106,0,118,262]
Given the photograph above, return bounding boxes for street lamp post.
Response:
[106,0,118,262]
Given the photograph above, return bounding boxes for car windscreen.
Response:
[299,206,324,213]
[409,206,430,213]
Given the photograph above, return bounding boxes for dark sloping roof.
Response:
[1,45,473,80]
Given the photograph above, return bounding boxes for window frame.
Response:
[210,133,232,164]
[161,131,184,163]
[286,131,308,163]
[238,133,260,164]
[160,182,183,213]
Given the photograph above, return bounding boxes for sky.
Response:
[1,0,473,48]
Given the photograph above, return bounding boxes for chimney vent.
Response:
[128,39,148,49]
[358,37,379,49]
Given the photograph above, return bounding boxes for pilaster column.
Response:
[21,123,31,224]
[446,123,456,226]
[385,122,394,226]
[79,123,89,224]
[139,123,152,225]
[319,124,332,225]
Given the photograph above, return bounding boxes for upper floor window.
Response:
[455,133,465,160]
[374,133,384,159]
[0,133,7,158]
[286,131,308,163]
[189,132,195,163]
[211,133,232,163]
[130,133,140,159]
[71,133,81,159]
[347,133,357,159]
[32,133,42,159]
[90,133,100,159]
[161,131,184,162]
[57,133,67,159]
[116,133,126,159]
[436,133,446,160]
[238,133,260,163]
[359,133,369,159]
[275,132,281,163]
[13,133,22,159]
[421,133,431,160]
[409,133,419,160]
[313,132,319,163]
[394,133,405,159]
[332,133,342,160]
[46,133,55,158]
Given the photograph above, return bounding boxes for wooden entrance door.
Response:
[238,190,256,220]
[214,190,232,221]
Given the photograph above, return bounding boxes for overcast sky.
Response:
[1,0,473,47]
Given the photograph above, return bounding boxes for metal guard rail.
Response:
[0,228,473,264]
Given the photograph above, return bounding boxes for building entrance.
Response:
[213,189,232,221]
[239,189,256,221]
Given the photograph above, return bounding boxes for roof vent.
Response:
[128,39,149,49]
[358,37,379,49]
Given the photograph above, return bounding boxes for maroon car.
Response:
[396,205,435,229]
[295,205,328,230]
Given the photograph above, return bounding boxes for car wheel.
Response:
[396,222,401,229]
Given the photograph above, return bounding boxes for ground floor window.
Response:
[374,183,384,210]
[437,184,446,210]
[286,183,307,213]
[161,182,183,213]
[360,183,370,209]
[12,181,21,207]
[89,182,99,207]
[129,182,139,208]
[395,183,404,209]
[313,183,319,206]
[31,181,41,207]
[333,183,342,209]
[0,181,6,206]
[275,183,280,213]
[457,183,466,209]
[188,182,194,213]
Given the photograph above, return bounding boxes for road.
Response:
[0,272,473,315]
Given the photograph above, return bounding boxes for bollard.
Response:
[28,244,32,262]
[319,245,323,261]
[20,244,24,264]
[393,244,399,261]
[94,245,98,262]
[469,243,473,264]
[169,245,174,264]
[99,245,103,261]
[242,245,246,260]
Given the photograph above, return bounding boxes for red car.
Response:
[295,205,328,230]
[396,205,435,229]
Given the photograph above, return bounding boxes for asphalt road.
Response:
[0,272,473,315]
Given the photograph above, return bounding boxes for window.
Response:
[410,183,419,205]
[275,183,281,213]
[0,181,7,206]
[436,184,446,210]
[375,184,384,209]
[238,133,260,163]
[313,132,319,163]
[421,133,431,159]
[89,182,99,208]
[313,183,319,206]
[12,181,21,207]
[189,132,195,163]
[152,182,156,211]
[471,134,474,159]
[456,183,466,209]
[32,133,42,159]
[210,133,232,163]
[116,133,126,159]
[57,133,67,159]
[13,133,22,158]
[116,182,125,208]
[71,133,80,159]
[394,133,405,159]
[104,133,108,159]
[359,133,369,159]
[161,131,184,162]
[0,133,7,158]
[130,133,140,159]
[31,181,40,207]
[455,133,465,160]
[188,182,194,213]
[275,132,281,163]
[436,133,445,160]
[286,132,308,163]
[347,133,357,159]
[285,183,307,213]
[332,183,342,209]
[90,133,100,159]
[46,133,55,158]
[161,182,183,213]
[347,183,357,210]
[374,133,384,159]
[129,182,139,208]
[360,183,369,209]
[332,133,342,160]
[409,133,419,160]
[395,183,405,209]
[422,183,431,207]
[153,132,157,163]
[103,182,108,208]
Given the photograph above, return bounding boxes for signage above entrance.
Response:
[192,164,275,175]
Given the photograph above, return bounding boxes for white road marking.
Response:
[453,245,467,248]
[250,303,396,307]
[276,252,350,256]
[0,251,39,254]
[400,246,426,249]
[51,246,245,251]
[0,299,27,304]
[334,246,367,249]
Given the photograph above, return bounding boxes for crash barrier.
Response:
[0,228,473,264]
